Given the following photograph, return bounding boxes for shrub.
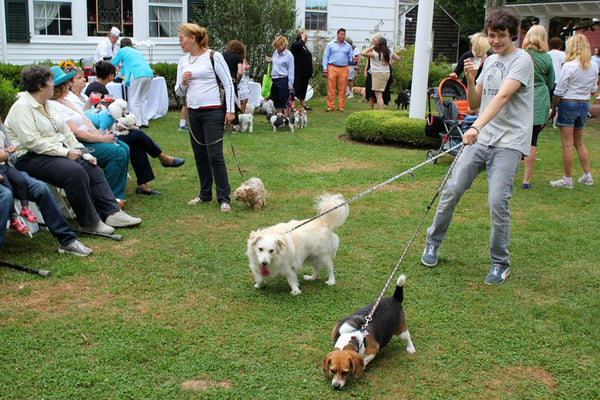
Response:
[345,110,441,147]
[0,63,25,89]
[391,45,453,92]
[0,77,19,120]
[151,62,181,108]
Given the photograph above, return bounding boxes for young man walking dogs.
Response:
[421,9,534,285]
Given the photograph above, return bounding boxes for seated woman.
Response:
[49,66,130,208]
[66,65,185,195]
[4,65,142,234]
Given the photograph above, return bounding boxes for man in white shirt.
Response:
[94,26,120,63]
[548,36,565,88]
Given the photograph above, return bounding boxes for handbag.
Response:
[209,51,226,105]
[261,64,272,98]
[424,93,444,138]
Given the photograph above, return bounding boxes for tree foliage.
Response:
[191,0,297,81]
[436,0,486,37]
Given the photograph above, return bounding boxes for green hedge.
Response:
[0,77,19,120]
[345,110,441,147]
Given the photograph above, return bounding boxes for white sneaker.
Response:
[105,211,142,228]
[578,175,594,186]
[550,177,573,189]
[58,240,93,256]
[81,220,115,235]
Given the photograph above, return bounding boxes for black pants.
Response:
[119,129,162,185]
[16,154,119,226]
[187,107,230,205]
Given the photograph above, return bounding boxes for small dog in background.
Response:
[246,193,349,295]
[352,87,366,102]
[236,113,254,133]
[323,275,416,389]
[297,107,308,129]
[234,177,266,210]
[259,99,275,116]
[394,89,410,110]
[268,112,294,133]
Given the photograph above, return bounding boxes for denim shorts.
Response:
[556,100,589,129]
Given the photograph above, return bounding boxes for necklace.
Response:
[188,48,207,64]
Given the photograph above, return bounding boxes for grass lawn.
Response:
[0,95,598,399]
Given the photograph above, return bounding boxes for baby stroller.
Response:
[425,77,474,163]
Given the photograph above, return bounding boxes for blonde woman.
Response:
[550,34,598,188]
[521,25,554,189]
[266,36,295,114]
[451,32,490,86]
[175,23,235,211]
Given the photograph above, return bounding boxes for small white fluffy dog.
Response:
[246,193,349,295]
[112,111,138,135]
[258,99,275,115]
[236,113,254,133]
[234,177,266,210]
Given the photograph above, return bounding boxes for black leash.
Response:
[225,123,246,181]
[360,145,465,333]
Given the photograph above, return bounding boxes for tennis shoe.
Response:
[484,264,510,284]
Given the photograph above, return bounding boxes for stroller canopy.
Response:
[429,77,469,121]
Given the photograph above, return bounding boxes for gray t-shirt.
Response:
[476,48,534,156]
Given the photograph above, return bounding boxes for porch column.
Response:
[409,0,434,119]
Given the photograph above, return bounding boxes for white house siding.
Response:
[297,0,400,52]
[1,0,406,65]
[0,0,184,65]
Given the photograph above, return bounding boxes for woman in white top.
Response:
[175,23,235,211]
[49,69,130,205]
[361,37,400,110]
[62,66,185,198]
[550,34,598,188]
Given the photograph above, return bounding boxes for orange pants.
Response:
[327,65,349,110]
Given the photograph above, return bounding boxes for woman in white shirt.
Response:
[361,37,400,110]
[550,34,598,188]
[175,23,235,211]
[49,70,130,205]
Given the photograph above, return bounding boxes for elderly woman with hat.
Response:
[4,65,142,234]
[49,66,130,207]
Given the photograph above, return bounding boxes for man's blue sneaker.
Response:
[484,264,510,284]
[421,243,439,267]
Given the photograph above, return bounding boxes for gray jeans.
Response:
[426,143,522,266]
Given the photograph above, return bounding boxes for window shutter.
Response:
[5,0,30,43]
[188,0,205,22]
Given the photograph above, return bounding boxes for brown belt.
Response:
[561,99,588,102]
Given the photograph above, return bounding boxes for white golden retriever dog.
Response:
[246,193,349,295]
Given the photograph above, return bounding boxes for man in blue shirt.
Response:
[322,28,355,111]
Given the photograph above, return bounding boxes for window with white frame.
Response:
[149,0,182,37]
[305,0,327,31]
[33,1,72,36]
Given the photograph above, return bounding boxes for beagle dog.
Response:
[322,275,416,389]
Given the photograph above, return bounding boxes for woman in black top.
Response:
[290,31,313,110]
